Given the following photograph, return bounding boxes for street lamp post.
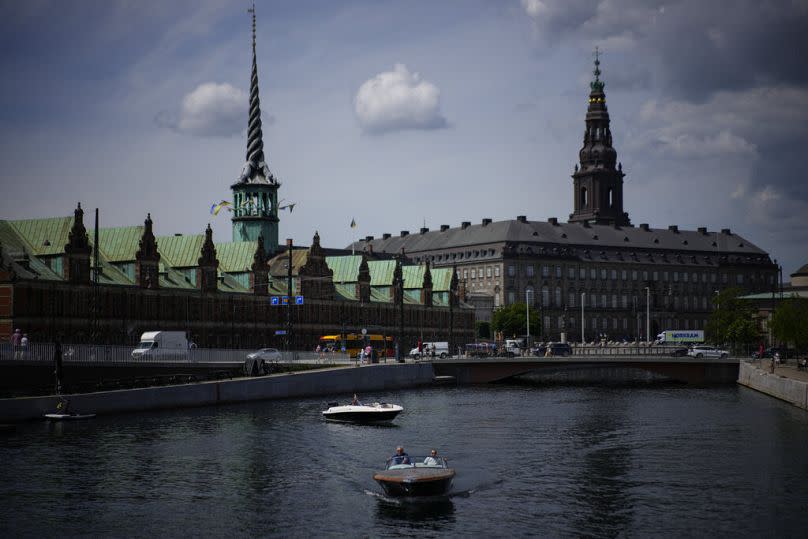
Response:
[526,289,532,347]
[645,286,650,343]
[286,238,293,352]
[580,292,585,344]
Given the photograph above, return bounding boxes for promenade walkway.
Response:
[738,358,808,410]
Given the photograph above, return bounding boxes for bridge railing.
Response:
[0,343,351,366]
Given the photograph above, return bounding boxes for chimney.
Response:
[461,221,471,229]
[721,228,732,235]
[516,215,527,223]
[639,223,649,231]
[420,227,429,234]
[548,217,558,226]
[668,225,679,233]
[382,233,391,240]
[482,218,492,226]
[400,230,409,237]
[365,235,374,241]
[440,224,450,232]
[697,227,707,235]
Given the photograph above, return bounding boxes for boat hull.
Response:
[44,413,96,421]
[323,410,401,423]
[373,468,455,497]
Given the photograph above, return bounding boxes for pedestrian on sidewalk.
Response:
[20,333,29,360]
[11,328,21,359]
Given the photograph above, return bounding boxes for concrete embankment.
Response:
[737,361,808,410]
[0,362,435,423]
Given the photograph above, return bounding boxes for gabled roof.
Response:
[217,241,257,273]
[368,259,395,286]
[352,219,769,258]
[96,226,143,263]
[327,255,362,283]
[403,265,425,289]
[9,216,73,256]
[156,234,204,268]
[431,267,453,292]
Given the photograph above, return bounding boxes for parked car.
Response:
[247,348,282,362]
[687,345,728,359]
[532,342,573,357]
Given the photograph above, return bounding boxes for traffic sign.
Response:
[281,296,289,305]
[295,295,304,305]
[275,330,287,335]
[270,297,279,306]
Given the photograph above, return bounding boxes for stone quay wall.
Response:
[737,361,808,410]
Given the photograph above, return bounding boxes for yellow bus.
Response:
[319,333,394,359]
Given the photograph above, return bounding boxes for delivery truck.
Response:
[655,330,705,344]
[131,331,191,360]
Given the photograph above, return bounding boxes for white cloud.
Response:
[354,64,448,135]
[158,82,247,137]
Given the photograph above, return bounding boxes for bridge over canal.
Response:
[431,356,740,385]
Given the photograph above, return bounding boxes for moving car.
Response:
[532,342,573,357]
[687,345,729,359]
[247,348,282,362]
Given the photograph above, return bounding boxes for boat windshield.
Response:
[386,456,448,469]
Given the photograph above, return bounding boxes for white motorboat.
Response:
[322,401,403,423]
[44,413,96,421]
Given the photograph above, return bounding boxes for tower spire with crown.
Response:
[231,4,280,253]
[568,49,631,227]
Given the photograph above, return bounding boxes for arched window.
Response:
[542,286,550,307]
[555,286,562,307]
[581,187,588,208]
[608,188,613,207]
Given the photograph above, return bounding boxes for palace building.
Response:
[352,53,778,341]
[0,9,474,350]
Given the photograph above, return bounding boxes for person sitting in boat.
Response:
[351,393,362,406]
[391,446,410,465]
[423,449,440,466]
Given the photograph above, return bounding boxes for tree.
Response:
[771,296,808,352]
[492,302,540,339]
[705,287,757,347]
[476,321,491,340]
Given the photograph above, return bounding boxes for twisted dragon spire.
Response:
[240,4,275,184]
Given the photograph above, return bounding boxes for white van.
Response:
[131,331,190,361]
[409,341,450,359]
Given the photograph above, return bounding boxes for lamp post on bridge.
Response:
[580,291,585,345]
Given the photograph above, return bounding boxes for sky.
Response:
[0,0,806,277]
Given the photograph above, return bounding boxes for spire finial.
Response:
[590,47,604,92]
[248,3,256,55]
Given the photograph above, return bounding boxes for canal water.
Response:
[2,384,808,537]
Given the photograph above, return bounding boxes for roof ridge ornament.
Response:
[590,47,604,92]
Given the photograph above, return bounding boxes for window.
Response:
[612,294,618,308]
[487,267,492,278]
[611,269,617,280]
[471,269,476,279]
[653,271,658,281]
[508,265,515,277]
[495,293,501,307]
[601,294,607,308]
[711,273,716,283]
[568,267,576,279]
[526,265,534,277]
[623,318,628,330]
[556,266,562,278]
[702,297,708,310]
[580,268,586,280]
[581,187,588,208]
[768,274,774,285]
[683,297,689,310]
[525,286,534,306]
[463,270,468,279]
[600,269,607,280]
[632,270,638,280]
[622,294,628,309]
[555,287,562,306]
[663,271,669,281]
[543,265,551,277]
[508,291,516,304]
[673,272,679,282]
[674,296,680,310]
[701,273,707,283]
[612,318,618,330]
[736,274,744,284]
[495,266,500,277]
[592,318,598,330]
[622,270,628,281]
[542,286,550,307]
[591,268,597,280]
[643,271,648,281]
[721,273,728,284]
[591,292,598,308]
[569,291,576,307]
[683,272,689,283]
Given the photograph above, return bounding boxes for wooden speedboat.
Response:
[373,456,455,497]
[322,402,403,424]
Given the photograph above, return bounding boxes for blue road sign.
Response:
[295,296,304,305]
[270,297,280,306]
[275,330,287,335]
[282,296,289,305]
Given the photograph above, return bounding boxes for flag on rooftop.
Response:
[350,218,357,229]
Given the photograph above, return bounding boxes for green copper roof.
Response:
[9,216,73,256]
[335,283,357,300]
[403,264,425,289]
[370,286,391,302]
[0,221,63,280]
[157,234,203,268]
[327,255,362,283]
[431,267,452,292]
[368,260,395,286]
[95,226,143,263]
[217,241,256,273]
